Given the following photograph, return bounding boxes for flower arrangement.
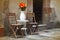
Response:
[19,2,26,11]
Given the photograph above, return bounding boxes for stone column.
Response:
[42,0,51,24]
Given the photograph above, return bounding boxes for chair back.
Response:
[7,13,17,25]
[27,13,36,23]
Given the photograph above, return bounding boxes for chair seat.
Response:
[21,28,27,30]
[32,25,36,27]
[38,24,47,27]
[11,24,23,26]
[29,22,37,24]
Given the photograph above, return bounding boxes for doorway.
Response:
[33,0,43,23]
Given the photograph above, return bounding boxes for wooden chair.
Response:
[27,13,39,34]
[7,13,23,38]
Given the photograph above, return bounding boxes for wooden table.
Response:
[17,20,29,36]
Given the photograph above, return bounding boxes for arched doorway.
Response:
[33,0,43,23]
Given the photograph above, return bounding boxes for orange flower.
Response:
[19,2,26,11]
[19,2,26,8]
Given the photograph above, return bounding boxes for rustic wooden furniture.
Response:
[7,13,23,38]
[27,13,38,34]
[17,20,29,36]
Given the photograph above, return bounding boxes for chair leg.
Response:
[29,27,33,34]
[9,26,17,38]
[13,32,17,38]
[20,30,24,37]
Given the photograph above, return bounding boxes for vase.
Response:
[20,11,26,20]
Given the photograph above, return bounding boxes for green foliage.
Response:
[20,7,26,11]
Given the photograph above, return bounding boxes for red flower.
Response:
[19,2,26,8]
[19,2,26,11]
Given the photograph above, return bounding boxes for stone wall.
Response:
[0,0,9,35]
[0,0,4,28]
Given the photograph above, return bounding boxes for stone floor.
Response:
[0,28,60,40]
[0,36,54,40]
[0,37,28,40]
